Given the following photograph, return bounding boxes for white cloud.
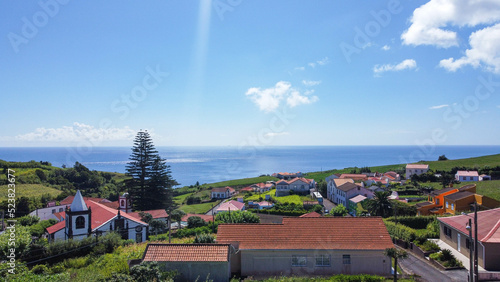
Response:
[246,81,318,112]
[402,0,500,48]
[439,23,500,73]
[373,59,417,74]
[15,122,136,142]
[429,104,449,110]
[381,45,391,51]
[294,66,305,71]
[307,57,329,68]
[316,57,329,65]
[302,80,321,87]
[264,132,290,138]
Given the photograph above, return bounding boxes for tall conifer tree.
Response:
[126,131,177,211]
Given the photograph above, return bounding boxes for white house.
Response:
[455,170,479,182]
[211,187,236,199]
[29,204,69,221]
[334,182,374,207]
[275,177,315,197]
[479,174,491,181]
[326,178,354,202]
[405,164,429,179]
[46,190,148,243]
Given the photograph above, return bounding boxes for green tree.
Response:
[367,191,392,218]
[317,180,327,197]
[329,204,348,216]
[438,155,448,161]
[384,248,408,282]
[187,216,207,228]
[149,219,167,235]
[170,209,186,230]
[215,210,260,223]
[126,131,177,211]
[0,225,31,258]
[194,233,215,243]
[139,212,153,223]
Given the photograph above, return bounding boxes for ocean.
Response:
[0,146,499,187]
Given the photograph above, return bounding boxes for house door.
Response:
[457,233,461,252]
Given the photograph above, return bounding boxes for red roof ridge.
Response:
[481,219,500,242]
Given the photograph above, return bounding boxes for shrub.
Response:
[419,240,440,252]
[130,261,161,282]
[215,210,260,223]
[187,216,207,228]
[18,215,40,226]
[194,233,215,243]
[49,264,65,274]
[31,264,49,275]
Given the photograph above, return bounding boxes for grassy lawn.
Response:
[0,184,63,201]
[245,189,311,205]
[201,176,279,189]
[178,200,220,214]
[173,192,193,205]
[424,154,500,171]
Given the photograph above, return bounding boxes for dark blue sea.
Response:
[0,146,499,187]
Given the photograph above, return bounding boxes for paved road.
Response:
[399,250,468,282]
[322,198,336,213]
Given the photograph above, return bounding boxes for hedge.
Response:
[385,215,437,229]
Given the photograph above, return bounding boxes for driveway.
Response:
[399,249,468,282]
[322,197,336,213]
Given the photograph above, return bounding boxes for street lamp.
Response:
[466,220,473,282]
[462,201,479,282]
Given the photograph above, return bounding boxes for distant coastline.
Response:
[1,145,499,187]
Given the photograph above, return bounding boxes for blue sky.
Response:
[1,0,500,147]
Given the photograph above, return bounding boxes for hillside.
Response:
[304,154,500,182]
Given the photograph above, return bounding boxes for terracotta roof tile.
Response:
[129,209,169,220]
[340,174,368,180]
[299,211,321,218]
[217,217,393,250]
[438,208,500,243]
[216,200,245,212]
[142,244,230,262]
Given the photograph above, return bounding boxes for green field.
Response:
[304,154,500,182]
[0,184,63,201]
[173,192,193,205]
[201,176,279,189]
[245,189,313,205]
[178,200,220,214]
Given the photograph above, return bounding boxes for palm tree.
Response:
[367,191,392,217]
[384,248,408,282]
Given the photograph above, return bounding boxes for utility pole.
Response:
[467,218,473,282]
[168,216,171,243]
[474,202,478,282]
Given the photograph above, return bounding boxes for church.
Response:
[46,190,149,243]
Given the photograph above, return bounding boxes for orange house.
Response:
[416,184,477,216]
[443,191,500,214]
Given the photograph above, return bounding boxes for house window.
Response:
[444,226,452,237]
[59,208,63,212]
[470,177,473,181]
[343,255,351,265]
[451,203,454,210]
[315,255,330,266]
[75,216,85,229]
[446,202,449,208]
[291,255,307,267]
[135,232,142,243]
[52,209,56,214]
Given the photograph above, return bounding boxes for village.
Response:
[18,163,500,282]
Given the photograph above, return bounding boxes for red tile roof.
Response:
[101,201,120,210]
[142,244,230,262]
[212,187,234,193]
[339,174,368,180]
[46,199,147,234]
[438,208,500,243]
[216,200,245,212]
[181,213,215,222]
[129,209,169,221]
[217,217,393,250]
[240,187,253,192]
[299,211,321,218]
